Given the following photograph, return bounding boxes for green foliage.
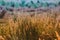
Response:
[58,1,60,5]
[20,1,26,7]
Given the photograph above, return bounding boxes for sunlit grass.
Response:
[0,11,60,40]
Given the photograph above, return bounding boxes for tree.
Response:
[8,1,14,7]
[25,3,28,7]
[58,1,60,5]
[25,3,31,8]
[10,2,15,7]
[48,3,56,8]
[31,1,34,4]
[20,0,26,7]
[1,0,5,6]
[37,0,40,3]
[45,2,49,7]
[30,1,37,8]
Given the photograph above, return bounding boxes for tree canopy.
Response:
[0,0,59,8]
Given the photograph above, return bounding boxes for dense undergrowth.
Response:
[0,11,60,40]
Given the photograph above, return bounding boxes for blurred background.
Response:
[0,0,60,8]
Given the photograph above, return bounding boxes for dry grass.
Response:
[0,10,60,40]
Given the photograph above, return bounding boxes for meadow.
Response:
[0,9,60,40]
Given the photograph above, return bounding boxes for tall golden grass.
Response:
[0,10,60,40]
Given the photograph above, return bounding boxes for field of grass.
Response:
[0,10,60,40]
